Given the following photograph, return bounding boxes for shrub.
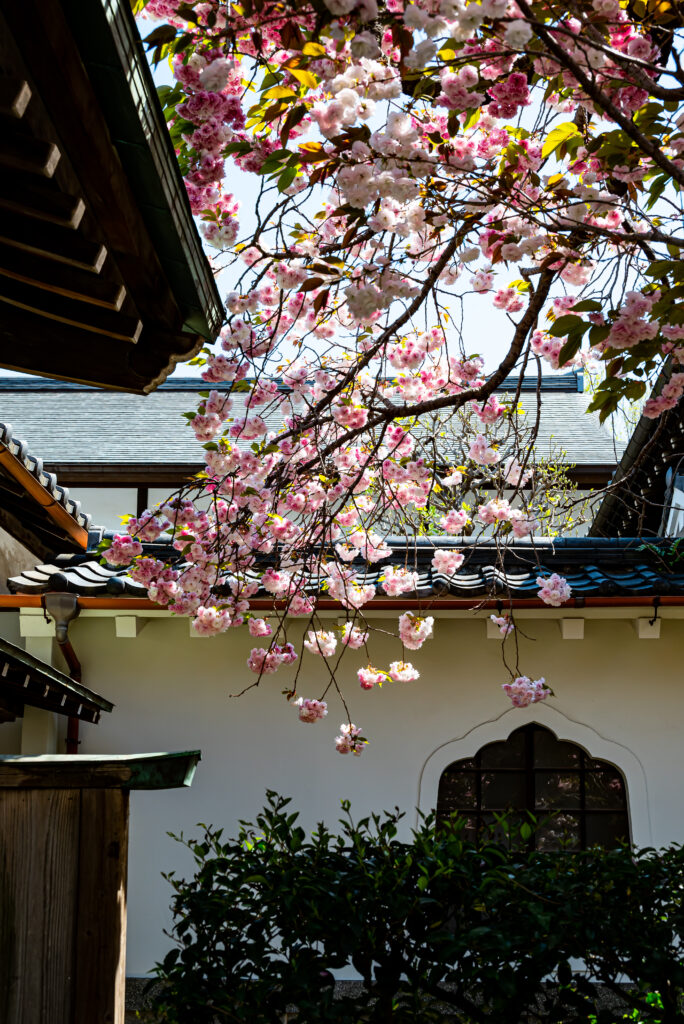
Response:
[146,793,684,1023]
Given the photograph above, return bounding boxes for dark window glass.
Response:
[436,724,630,850]
[480,730,526,768]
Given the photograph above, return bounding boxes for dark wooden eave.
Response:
[590,363,684,537]
[0,636,113,725]
[0,0,223,393]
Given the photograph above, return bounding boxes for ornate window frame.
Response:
[417,704,650,846]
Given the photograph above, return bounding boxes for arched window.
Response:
[436,724,630,849]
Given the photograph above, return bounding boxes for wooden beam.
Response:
[0,280,142,342]
[0,78,31,119]
[74,790,128,1024]
[0,694,23,723]
[0,210,105,271]
[0,751,201,790]
[0,169,85,227]
[0,243,125,310]
[0,122,59,176]
[0,788,80,1022]
[0,305,196,393]
[3,0,185,329]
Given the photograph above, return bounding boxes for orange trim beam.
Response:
[0,443,89,550]
[0,595,682,611]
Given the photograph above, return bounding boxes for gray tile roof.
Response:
[0,374,623,468]
[8,538,680,600]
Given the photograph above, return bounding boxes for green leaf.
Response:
[570,299,603,313]
[645,260,675,278]
[277,165,298,192]
[549,314,585,338]
[589,324,611,346]
[541,122,581,159]
[557,334,583,365]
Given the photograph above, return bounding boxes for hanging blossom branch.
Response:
[104,0,684,756]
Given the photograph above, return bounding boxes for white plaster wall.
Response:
[62,611,684,976]
[61,487,138,530]
[0,527,39,593]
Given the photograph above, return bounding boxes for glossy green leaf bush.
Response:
[147,793,684,1023]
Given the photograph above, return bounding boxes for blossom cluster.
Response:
[124,0,684,754]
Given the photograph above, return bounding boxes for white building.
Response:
[3,372,683,998]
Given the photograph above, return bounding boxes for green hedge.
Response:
[146,793,684,1023]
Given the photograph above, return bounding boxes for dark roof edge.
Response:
[0,371,584,393]
[61,0,223,343]
[0,422,91,535]
[0,635,113,713]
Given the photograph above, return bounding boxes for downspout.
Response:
[42,593,82,755]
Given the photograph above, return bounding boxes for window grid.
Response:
[436,724,629,850]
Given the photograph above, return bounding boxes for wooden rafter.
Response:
[0,0,222,392]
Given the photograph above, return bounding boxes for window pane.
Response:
[585,771,626,810]
[480,729,526,768]
[585,813,630,847]
[436,727,630,851]
[439,813,478,840]
[480,812,527,845]
[533,730,582,768]
[536,813,581,850]
[438,771,477,810]
[481,771,526,809]
[535,772,581,809]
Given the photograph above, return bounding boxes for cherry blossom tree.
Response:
[109,0,684,753]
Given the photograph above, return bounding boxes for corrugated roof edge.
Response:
[0,422,92,533]
[0,372,584,393]
[8,536,683,600]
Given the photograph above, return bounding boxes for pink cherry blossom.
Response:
[303,630,338,657]
[341,623,369,648]
[490,613,514,637]
[335,723,366,755]
[248,617,273,637]
[358,666,387,689]
[388,660,420,682]
[381,567,419,596]
[295,697,328,723]
[398,612,434,650]
[105,534,143,566]
[440,509,469,535]
[431,549,465,575]
[119,0,673,756]
[469,434,499,466]
[502,676,551,708]
[536,574,572,607]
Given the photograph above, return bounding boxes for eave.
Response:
[0,635,113,725]
[0,0,222,393]
[0,424,91,559]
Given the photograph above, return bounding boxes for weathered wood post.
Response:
[0,751,200,1024]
